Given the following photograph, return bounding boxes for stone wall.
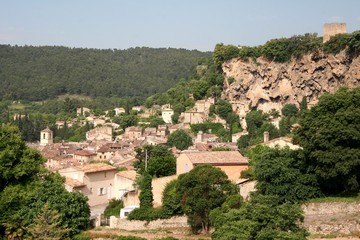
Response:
[109,215,188,231]
[302,202,360,235]
[108,202,360,236]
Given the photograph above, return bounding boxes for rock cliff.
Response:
[222,50,360,116]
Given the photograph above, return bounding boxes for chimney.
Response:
[263,131,269,143]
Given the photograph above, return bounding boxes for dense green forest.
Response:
[0,45,211,101]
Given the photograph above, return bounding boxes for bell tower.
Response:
[40,127,53,146]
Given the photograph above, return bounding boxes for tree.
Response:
[104,199,123,217]
[0,124,45,191]
[28,202,70,240]
[215,100,233,120]
[147,155,176,178]
[138,172,153,209]
[176,165,238,233]
[281,103,299,117]
[148,115,165,128]
[245,110,264,137]
[167,129,193,151]
[113,114,138,131]
[0,125,90,238]
[0,173,90,237]
[211,194,308,240]
[161,179,183,217]
[295,87,360,194]
[300,96,308,113]
[134,145,176,177]
[254,147,321,203]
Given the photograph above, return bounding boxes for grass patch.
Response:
[57,94,92,101]
[306,192,360,203]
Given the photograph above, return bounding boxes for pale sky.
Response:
[0,0,359,51]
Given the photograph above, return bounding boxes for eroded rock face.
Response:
[222,50,360,116]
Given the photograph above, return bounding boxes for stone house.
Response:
[77,107,91,116]
[176,151,248,182]
[86,126,113,141]
[125,126,143,140]
[58,163,118,206]
[180,98,214,125]
[156,125,168,137]
[73,149,97,163]
[114,107,126,116]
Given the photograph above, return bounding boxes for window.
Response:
[98,187,107,196]
[90,187,93,193]
[185,164,189,173]
[43,133,46,139]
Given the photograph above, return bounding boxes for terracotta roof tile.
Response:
[183,151,248,165]
[65,177,86,187]
[116,170,138,180]
[75,163,116,173]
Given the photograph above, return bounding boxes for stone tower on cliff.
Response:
[323,23,347,43]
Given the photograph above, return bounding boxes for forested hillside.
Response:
[0,45,211,101]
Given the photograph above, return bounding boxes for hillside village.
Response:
[1,23,360,239]
[30,93,304,225]
[19,25,359,234]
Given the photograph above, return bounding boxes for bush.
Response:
[104,199,123,217]
[127,207,168,221]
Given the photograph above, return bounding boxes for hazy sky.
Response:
[1,0,359,51]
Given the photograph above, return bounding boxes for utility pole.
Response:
[145,149,148,172]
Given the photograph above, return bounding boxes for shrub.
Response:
[127,207,168,221]
[104,199,123,217]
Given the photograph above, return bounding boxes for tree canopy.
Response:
[0,45,210,101]
[134,145,176,177]
[254,147,322,203]
[0,124,90,238]
[176,165,238,233]
[167,129,193,151]
[295,87,360,194]
[211,194,308,240]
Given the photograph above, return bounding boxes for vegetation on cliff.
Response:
[213,30,360,66]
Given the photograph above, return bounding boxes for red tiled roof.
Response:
[74,149,96,156]
[116,170,138,180]
[75,163,116,173]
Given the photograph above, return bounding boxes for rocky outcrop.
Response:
[222,50,360,116]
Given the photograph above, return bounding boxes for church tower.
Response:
[40,127,53,146]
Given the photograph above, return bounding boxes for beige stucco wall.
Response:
[123,190,140,207]
[114,175,136,200]
[83,170,117,206]
[176,155,193,175]
[216,165,248,182]
[152,175,178,207]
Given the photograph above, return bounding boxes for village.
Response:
[29,96,300,227]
